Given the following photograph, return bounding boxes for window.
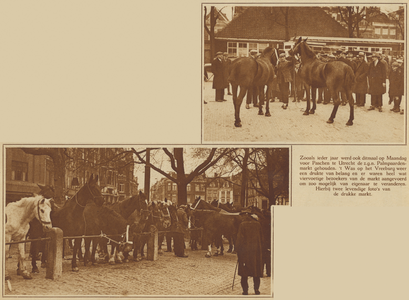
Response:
[390,28,396,36]
[382,28,389,35]
[258,43,269,51]
[119,184,125,192]
[374,27,381,35]
[11,161,28,181]
[227,42,237,56]
[187,184,191,191]
[195,184,200,191]
[200,184,206,192]
[238,42,248,57]
[372,47,380,52]
[168,183,171,191]
[172,183,177,191]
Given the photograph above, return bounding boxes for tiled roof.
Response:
[216,6,349,40]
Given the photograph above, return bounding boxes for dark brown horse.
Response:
[108,191,147,221]
[228,47,276,127]
[51,174,104,271]
[289,37,355,125]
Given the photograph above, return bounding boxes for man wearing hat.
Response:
[211,51,227,102]
[367,52,386,112]
[276,52,294,109]
[388,61,404,113]
[353,52,369,107]
[246,49,260,109]
[236,207,263,295]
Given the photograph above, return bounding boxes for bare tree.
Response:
[132,147,232,205]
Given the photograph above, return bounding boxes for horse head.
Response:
[37,197,53,231]
[76,174,104,207]
[289,37,314,60]
[37,184,55,199]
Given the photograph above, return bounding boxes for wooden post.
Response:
[46,227,63,280]
[147,225,158,261]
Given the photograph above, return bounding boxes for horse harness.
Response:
[36,198,52,226]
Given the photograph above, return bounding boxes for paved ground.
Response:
[202,76,405,144]
[4,241,273,297]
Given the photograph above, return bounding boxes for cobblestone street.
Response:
[4,241,273,297]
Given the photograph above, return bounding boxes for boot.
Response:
[393,99,401,113]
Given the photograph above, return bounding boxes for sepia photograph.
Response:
[3,146,289,296]
[202,4,405,144]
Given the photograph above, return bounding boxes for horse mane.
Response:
[261,46,274,57]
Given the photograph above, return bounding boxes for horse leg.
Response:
[265,85,271,117]
[310,87,317,114]
[83,238,91,266]
[304,83,311,115]
[257,86,264,115]
[108,244,116,265]
[346,91,354,126]
[72,238,80,272]
[115,244,124,264]
[18,242,32,279]
[5,240,12,281]
[40,239,48,268]
[327,89,340,123]
[30,241,39,273]
[234,85,248,127]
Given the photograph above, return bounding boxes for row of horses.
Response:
[5,177,272,282]
[5,175,178,281]
[228,37,355,127]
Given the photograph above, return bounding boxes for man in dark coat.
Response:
[236,208,263,295]
[223,52,232,96]
[368,52,387,112]
[388,61,404,113]
[276,53,294,109]
[212,51,227,102]
[353,52,369,107]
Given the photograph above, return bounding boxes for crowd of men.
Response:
[209,48,405,115]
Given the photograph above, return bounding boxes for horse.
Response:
[51,174,105,272]
[108,191,148,222]
[82,203,133,266]
[26,184,56,274]
[5,195,53,280]
[289,37,356,125]
[228,47,276,127]
[133,201,171,261]
[210,199,238,213]
[190,198,241,257]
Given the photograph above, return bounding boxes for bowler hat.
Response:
[358,52,365,57]
[279,53,286,58]
[216,51,223,56]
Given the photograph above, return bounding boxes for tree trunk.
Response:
[210,6,216,59]
[174,148,187,205]
[240,149,249,207]
[265,149,275,206]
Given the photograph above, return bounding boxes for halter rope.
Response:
[36,198,52,225]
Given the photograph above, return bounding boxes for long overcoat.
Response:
[368,61,386,95]
[236,215,263,278]
[222,58,231,88]
[353,60,369,94]
[389,68,404,97]
[212,57,226,90]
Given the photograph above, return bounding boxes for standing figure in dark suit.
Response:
[223,52,232,96]
[236,208,264,295]
[388,62,404,113]
[353,52,369,107]
[276,53,294,109]
[368,52,387,112]
[212,51,227,102]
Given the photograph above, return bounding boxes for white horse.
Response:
[5,195,53,280]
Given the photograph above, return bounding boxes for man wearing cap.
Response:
[212,51,227,102]
[388,61,404,113]
[353,52,369,107]
[367,52,387,112]
[276,52,294,109]
[246,49,260,109]
[236,208,263,295]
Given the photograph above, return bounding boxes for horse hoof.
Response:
[265,112,271,117]
[309,110,315,114]
[124,259,129,263]
[213,252,219,257]
[16,269,22,276]
[41,262,47,268]
[5,275,11,281]
[72,267,79,272]
[303,111,309,115]
[115,260,123,264]
[246,104,250,109]
[219,252,224,256]
[32,267,39,273]
[22,271,32,280]
[234,122,242,127]
[205,253,211,258]
[346,121,353,126]
[258,111,264,115]
[327,119,334,124]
